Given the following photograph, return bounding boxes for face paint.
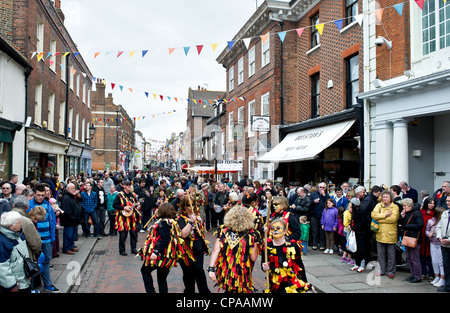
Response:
[270,221,285,239]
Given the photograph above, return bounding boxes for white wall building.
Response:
[359,0,450,194]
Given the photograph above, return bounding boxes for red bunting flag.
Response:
[117,51,124,58]
[296,28,304,37]
[415,0,424,10]
[111,83,115,90]
[196,45,203,55]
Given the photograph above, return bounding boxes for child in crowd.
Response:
[321,198,338,254]
[426,206,446,287]
[299,216,310,255]
[342,199,355,265]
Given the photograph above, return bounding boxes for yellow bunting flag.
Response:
[211,43,218,51]
[130,51,136,58]
[316,23,325,35]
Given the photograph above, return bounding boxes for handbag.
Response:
[370,206,383,233]
[17,249,40,278]
[401,214,419,248]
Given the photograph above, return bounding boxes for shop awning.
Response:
[257,119,356,163]
[185,166,239,174]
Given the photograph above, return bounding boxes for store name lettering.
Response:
[294,131,323,141]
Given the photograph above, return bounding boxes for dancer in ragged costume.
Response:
[139,203,192,293]
[262,218,313,293]
[208,205,261,293]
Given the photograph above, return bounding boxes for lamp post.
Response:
[211,131,218,182]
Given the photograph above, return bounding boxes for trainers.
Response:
[42,285,60,293]
[350,265,359,271]
[328,249,334,254]
[357,266,365,273]
[347,259,355,265]
[434,279,445,287]
[341,257,348,263]
[324,249,330,254]
[431,277,440,285]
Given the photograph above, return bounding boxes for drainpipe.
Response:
[279,21,284,125]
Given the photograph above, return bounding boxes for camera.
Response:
[442,237,448,240]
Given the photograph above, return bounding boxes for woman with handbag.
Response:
[371,190,399,278]
[398,198,424,283]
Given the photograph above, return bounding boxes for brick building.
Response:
[359,0,450,193]
[185,86,225,166]
[1,0,94,180]
[217,0,364,187]
[91,80,135,173]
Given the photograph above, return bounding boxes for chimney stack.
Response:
[54,0,65,23]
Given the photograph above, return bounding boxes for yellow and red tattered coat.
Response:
[263,239,311,293]
[140,218,193,270]
[214,225,260,293]
[114,191,141,232]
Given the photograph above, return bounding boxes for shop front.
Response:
[257,107,363,190]
[0,119,23,181]
[65,141,84,178]
[26,128,67,180]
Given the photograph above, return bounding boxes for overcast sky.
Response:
[61,0,272,142]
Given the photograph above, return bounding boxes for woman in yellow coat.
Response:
[371,190,400,278]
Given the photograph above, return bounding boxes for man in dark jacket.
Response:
[309,182,330,250]
[212,183,229,230]
[134,178,154,231]
[60,183,81,255]
[290,187,311,220]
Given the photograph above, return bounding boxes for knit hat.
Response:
[49,198,57,205]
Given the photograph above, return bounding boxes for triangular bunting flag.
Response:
[183,46,190,56]
[117,51,124,58]
[316,23,325,35]
[94,52,100,58]
[145,92,149,98]
[296,28,305,37]
[415,0,424,10]
[128,88,133,93]
[169,48,175,55]
[277,31,287,42]
[130,51,136,58]
[73,52,80,57]
[63,52,70,57]
[375,9,384,22]
[49,60,54,67]
[142,50,149,58]
[31,52,37,59]
[355,14,364,26]
[227,41,235,50]
[261,33,269,44]
[196,45,203,55]
[394,3,404,15]
[160,95,164,101]
[46,52,52,58]
[334,19,344,31]
[119,86,123,91]
[37,53,43,62]
[111,83,115,90]
[71,68,76,75]
[242,37,251,49]
[211,43,219,51]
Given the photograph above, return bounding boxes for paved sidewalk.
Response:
[50,226,441,293]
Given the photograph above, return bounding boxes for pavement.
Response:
[49,225,441,294]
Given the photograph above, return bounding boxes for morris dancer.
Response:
[139,202,191,293]
[208,205,261,293]
[177,196,210,293]
[112,180,141,256]
[262,218,312,293]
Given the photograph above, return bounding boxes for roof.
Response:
[188,88,225,117]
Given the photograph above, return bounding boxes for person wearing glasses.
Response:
[0,182,16,211]
[309,182,330,250]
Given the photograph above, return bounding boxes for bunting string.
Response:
[29,0,438,58]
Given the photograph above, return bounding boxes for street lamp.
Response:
[86,124,96,142]
[211,131,218,182]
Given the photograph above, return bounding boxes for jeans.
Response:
[63,225,77,252]
[301,240,308,254]
[97,206,107,235]
[41,242,53,289]
[84,210,99,237]
[441,246,450,290]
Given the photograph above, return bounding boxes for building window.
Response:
[82,81,86,104]
[311,73,320,118]
[87,87,91,108]
[345,0,358,25]
[238,107,244,125]
[76,74,80,98]
[50,38,56,72]
[346,54,359,107]
[229,66,234,91]
[68,107,73,138]
[248,100,255,137]
[228,112,234,142]
[36,19,44,52]
[311,13,320,48]
[48,92,55,131]
[59,101,65,135]
[70,65,74,91]
[34,83,42,126]
[75,113,79,141]
[261,92,270,116]
[238,57,244,85]
[262,33,270,67]
[422,0,450,55]
[248,46,256,77]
